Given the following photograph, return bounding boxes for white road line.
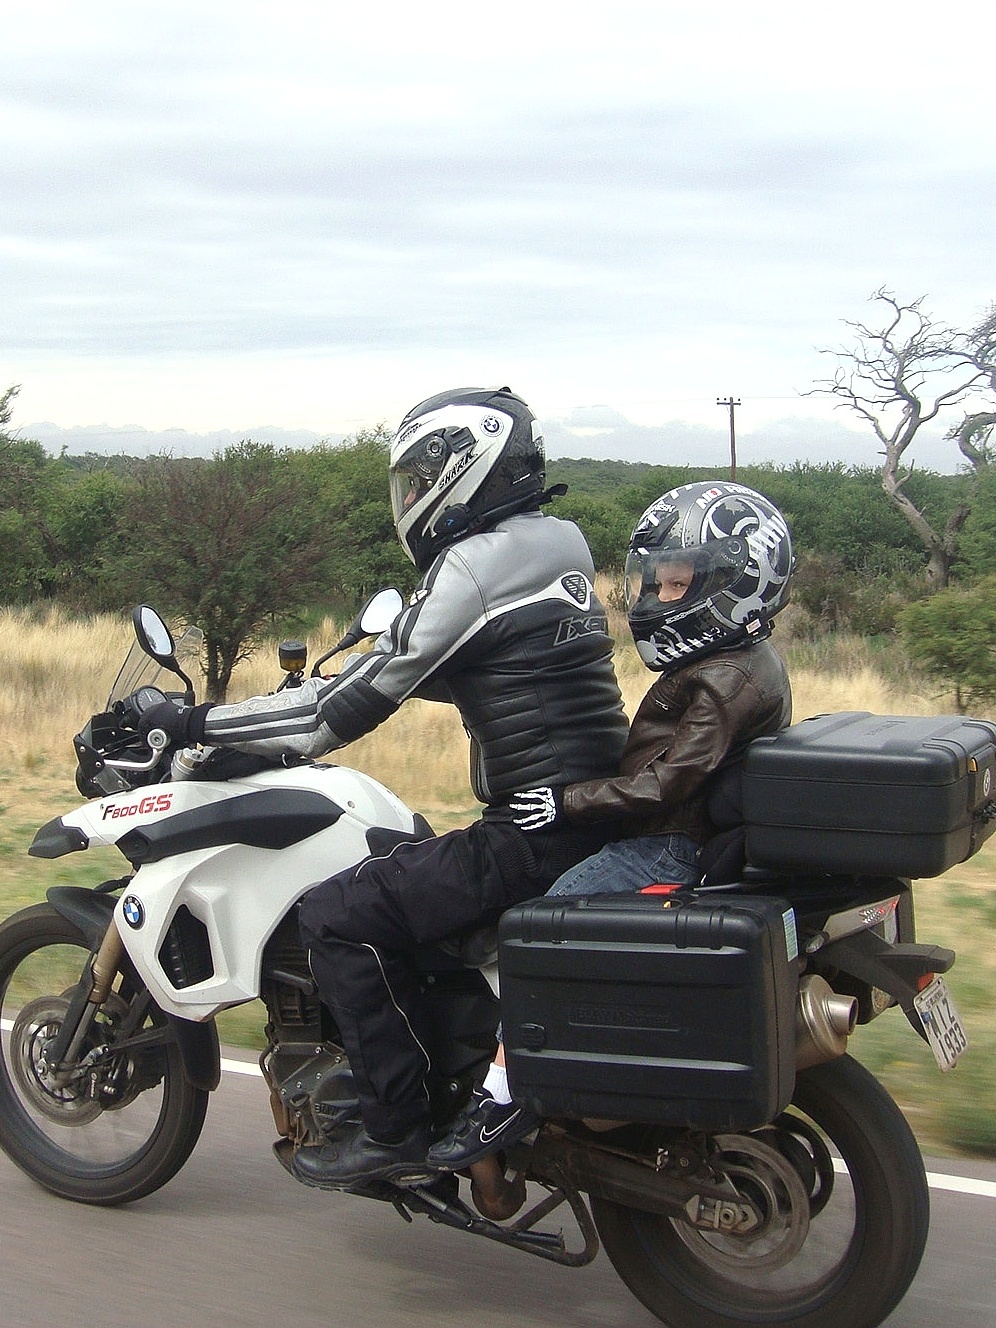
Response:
[221,1055,262,1077]
[924,1171,996,1200]
[827,1156,996,1200]
[221,1059,996,1200]
[4,1025,994,1200]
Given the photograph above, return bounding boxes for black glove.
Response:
[508,785,564,832]
[137,700,213,746]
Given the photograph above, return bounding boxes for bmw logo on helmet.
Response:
[122,895,145,929]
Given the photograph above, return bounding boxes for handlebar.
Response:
[102,726,171,774]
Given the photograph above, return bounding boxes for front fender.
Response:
[46,886,221,1092]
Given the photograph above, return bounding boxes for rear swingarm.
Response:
[525,1125,764,1233]
[379,1121,766,1266]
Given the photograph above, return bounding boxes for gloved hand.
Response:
[136,700,213,747]
[508,786,564,832]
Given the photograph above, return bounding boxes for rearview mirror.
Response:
[358,587,405,637]
[133,606,176,662]
[131,605,196,702]
[310,587,406,676]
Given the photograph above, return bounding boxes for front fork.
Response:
[45,885,222,1093]
[43,919,125,1078]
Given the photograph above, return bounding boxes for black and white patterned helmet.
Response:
[389,386,546,571]
[624,481,793,671]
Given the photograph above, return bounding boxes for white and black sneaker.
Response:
[427,1088,540,1170]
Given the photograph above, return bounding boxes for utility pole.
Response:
[717,396,740,480]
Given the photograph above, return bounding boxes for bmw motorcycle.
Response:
[0,598,977,1328]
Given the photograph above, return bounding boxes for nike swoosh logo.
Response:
[480,1109,520,1143]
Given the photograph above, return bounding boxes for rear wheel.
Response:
[591,1055,929,1328]
[0,903,209,1205]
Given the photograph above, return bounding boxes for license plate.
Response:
[914,975,969,1071]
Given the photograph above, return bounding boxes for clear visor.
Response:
[389,424,480,525]
[389,432,451,524]
[624,540,746,617]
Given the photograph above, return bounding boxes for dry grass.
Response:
[0,605,128,767]
[1,601,994,1156]
[0,596,983,812]
[791,665,930,721]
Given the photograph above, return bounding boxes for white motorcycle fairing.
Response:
[41,763,419,1021]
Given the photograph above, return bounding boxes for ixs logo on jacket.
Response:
[554,614,608,645]
[101,792,175,821]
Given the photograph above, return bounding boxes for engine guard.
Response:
[46,885,221,1092]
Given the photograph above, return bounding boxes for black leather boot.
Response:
[291,1119,432,1189]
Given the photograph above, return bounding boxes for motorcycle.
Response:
[0,597,979,1328]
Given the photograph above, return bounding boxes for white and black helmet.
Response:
[625,481,793,671]
[389,386,546,570]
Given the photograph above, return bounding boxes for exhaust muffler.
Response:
[795,974,858,1070]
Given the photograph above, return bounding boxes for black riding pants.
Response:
[298,817,608,1142]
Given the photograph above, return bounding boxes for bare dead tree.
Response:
[810,289,996,589]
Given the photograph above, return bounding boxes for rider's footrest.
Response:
[499,893,799,1132]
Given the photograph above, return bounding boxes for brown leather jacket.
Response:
[562,638,792,843]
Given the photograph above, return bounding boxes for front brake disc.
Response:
[9,995,104,1125]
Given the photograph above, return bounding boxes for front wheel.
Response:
[591,1054,929,1328]
[0,903,209,1205]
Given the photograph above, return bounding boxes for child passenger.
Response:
[427,481,794,1170]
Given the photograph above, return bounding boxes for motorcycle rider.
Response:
[138,386,629,1189]
[426,480,795,1169]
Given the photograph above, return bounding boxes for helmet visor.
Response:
[624,540,748,619]
[389,425,477,525]
[390,432,448,526]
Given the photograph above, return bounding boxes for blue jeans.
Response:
[545,831,701,896]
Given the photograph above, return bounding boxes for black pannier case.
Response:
[741,712,996,878]
[499,893,798,1131]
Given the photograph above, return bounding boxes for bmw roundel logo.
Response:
[122,895,145,929]
[480,414,502,434]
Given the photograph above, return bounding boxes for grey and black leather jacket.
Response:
[200,511,629,804]
[563,637,792,842]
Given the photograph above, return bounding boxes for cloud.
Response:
[544,412,961,472]
[27,407,962,476]
[1,2,995,441]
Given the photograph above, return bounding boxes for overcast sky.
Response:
[2,1,995,469]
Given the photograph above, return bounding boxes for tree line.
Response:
[0,412,984,703]
[5,286,996,709]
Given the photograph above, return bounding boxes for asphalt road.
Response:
[0,1057,993,1328]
